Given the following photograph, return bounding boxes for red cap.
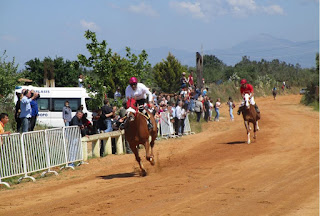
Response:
[240,79,247,85]
[129,77,138,84]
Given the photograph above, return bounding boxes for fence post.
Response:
[92,139,100,158]
[105,137,112,155]
[115,134,124,155]
[81,138,88,161]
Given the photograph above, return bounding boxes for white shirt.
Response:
[125,83,153,102]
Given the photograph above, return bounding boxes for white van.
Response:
[14,86,93,128]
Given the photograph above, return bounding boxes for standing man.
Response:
[30,90,40,131]
[101,99,114,132]
[70,110,86,137]
[15,92,22,132]
[20,90,38,133]
[62,101,72,126]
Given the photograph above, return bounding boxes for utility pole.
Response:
[196,46,204,89]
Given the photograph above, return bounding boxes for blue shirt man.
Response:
[20,90,38,132]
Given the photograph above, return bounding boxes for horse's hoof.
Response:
[247,140,251,144]
[253,136,257,139]
[148,156,155,165]
[140,170,147,177]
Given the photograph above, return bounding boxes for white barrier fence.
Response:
[0,126,83,188]
[0,114,194,188]
[159,112,194,138]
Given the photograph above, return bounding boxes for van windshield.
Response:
[52,98,80,112]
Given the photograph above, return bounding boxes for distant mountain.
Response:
[119,34,319,68]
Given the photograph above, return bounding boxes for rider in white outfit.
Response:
[125,77,154,129]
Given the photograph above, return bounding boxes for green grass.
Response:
[188,112,203,134]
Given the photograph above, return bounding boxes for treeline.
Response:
[0,30,318,107]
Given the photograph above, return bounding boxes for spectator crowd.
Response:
[3,71,237,137]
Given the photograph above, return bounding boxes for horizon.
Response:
[1,0,319,70]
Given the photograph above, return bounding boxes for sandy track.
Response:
[0,95,318,216]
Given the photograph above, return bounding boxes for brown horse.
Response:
[124,107,158,176]
[240,94,261,144]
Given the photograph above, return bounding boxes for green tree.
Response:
[22,57,83,87]
[203,55,226,83]
[153,53,186,93]
[23,57,43,86]
[0,51,20,97]
[76,30,150,107]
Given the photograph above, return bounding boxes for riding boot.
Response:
[237,108,241,115]
[142,109,153,130]
[255,104,260,113]
[147,119,153,130]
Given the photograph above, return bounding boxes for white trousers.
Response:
[240,96,256,106]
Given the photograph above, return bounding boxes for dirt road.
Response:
[0,95,318,216]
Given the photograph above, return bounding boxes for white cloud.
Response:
[169,1,205,19]
[170,0,285,21]
[262,5,284,15]
[128,2,159,17]
[80,20,100,31]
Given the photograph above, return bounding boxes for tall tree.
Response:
[23,57,82,87]
[76,30,150,107]
[203,55,226,83]
[0,51,20,97]
[153,53,186,93]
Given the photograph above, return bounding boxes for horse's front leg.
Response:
[244,121,251,144]
[131,145,147,176]
[253,121,257,139]
[145,140,155,166]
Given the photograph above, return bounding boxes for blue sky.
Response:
[0,0,319,69]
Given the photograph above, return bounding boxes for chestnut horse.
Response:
[124,105,158,176]
[240,94,261,144]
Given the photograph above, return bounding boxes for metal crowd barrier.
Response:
[63,126,83,166]
[159,112,194,138]
[0,126,83,188]
[160,112,174,138]
[183,114,195,135]
[0,133,24,188]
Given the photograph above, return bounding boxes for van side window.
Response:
[38,98,49,110]
[52,98,81,112]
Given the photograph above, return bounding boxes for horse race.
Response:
[0,1,319,216]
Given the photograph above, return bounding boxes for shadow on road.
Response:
[98,172,137,180]
[226,141,246,144]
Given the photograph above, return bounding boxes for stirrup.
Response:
[148,123,153,130]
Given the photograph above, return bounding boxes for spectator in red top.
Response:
[237,79,260,115]
[188,71,194,87]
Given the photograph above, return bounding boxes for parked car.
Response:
[299,88,308,95]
